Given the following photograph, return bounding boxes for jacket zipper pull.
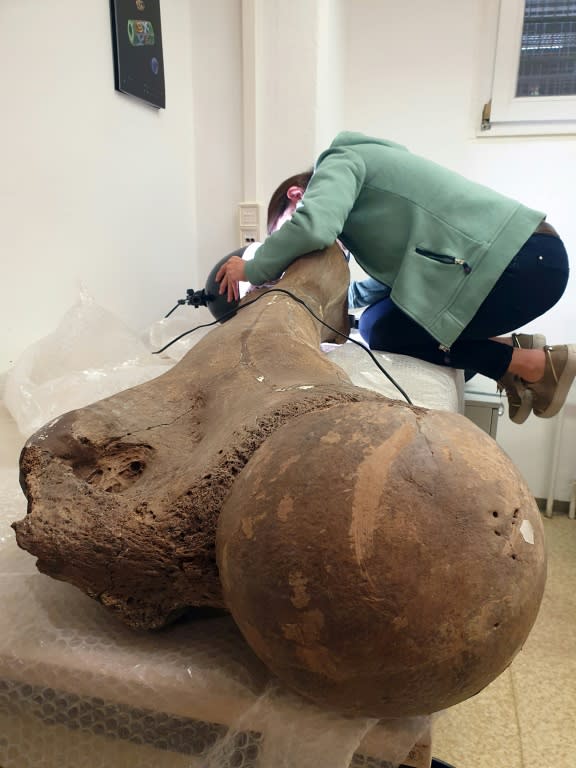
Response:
[455,258,472,274]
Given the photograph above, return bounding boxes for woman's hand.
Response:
[216,256,247,302]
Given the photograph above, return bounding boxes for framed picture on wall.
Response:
[110,0,166,109]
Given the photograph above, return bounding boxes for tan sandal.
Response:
[497,373,533,424]
[512,332,546,350]
[497,333,546,423]
[527,345,576,418]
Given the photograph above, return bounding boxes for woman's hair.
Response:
[266,170,314,234]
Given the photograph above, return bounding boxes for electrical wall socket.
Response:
[240,229,259,245]
[238,202,264,246]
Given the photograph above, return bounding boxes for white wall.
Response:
[241,0,345,205]
[0,0,243,373]
[189,1,243,277]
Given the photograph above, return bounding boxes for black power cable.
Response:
[154,288,413,405]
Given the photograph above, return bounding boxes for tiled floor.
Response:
[1,403,575,768]
[432,511,576,768]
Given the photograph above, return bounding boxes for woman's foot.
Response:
[497,333,546,423]
[499,336,576,421]
[525,345,576,418]
[498,372,533,423]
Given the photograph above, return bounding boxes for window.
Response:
[484,0,576,135]
[517,1,576,97]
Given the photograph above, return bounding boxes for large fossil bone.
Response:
[14,244,546,717]
[14,245,376,627]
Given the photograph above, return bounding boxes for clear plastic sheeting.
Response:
[148,304,216,362]
[0,469,37,576]
[3,290,173,438]
[324,340,463,413]
[0,467,432,768]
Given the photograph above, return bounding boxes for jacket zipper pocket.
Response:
[415,247,472,274]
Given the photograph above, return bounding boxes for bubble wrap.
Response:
[2,304,454,766]
[0,465,433,768]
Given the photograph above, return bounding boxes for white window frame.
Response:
[486,0,576,136]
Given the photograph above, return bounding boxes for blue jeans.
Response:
[359,233,569,380]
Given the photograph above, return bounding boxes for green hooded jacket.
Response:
[243,132,545,348]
